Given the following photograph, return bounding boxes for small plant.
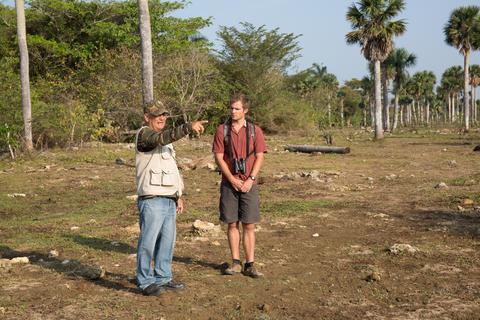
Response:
[0,123,19,159]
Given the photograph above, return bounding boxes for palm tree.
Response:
[386,48,416,131]
[138,0,154,106]
[346,0,407,140]
[440,66,463,123]
[444,6,480,131]
[15,0,33,151]
[470,64,480,123]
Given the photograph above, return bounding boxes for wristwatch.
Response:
[249,175,256,181]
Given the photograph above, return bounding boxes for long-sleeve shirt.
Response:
[136,123,193,152]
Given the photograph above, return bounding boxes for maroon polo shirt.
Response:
[212,122,267,182]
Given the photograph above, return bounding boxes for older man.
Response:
[135,101,207,296]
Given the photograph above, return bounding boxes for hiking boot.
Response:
[161,280,185,291]
[142,283,164,296]
[242,264,263,278]
[222,262,242,275]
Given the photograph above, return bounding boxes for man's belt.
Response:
[138,195,177,201]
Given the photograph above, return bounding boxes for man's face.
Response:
[230,100,248,121]
[145,113,167,132]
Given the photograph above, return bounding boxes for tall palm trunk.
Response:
[374,60,384,139]
[138,0,154,106]
[340,98,344,127]
[392,92,400,132]
[426,100,430,126]
[463,51,470,131]
[15,0,32,151]
[381,65,390,131]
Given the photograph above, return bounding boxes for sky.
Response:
[171,0,480,84]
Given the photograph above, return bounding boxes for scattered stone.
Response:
[126,194,138,201]
[114,264,120,267]
[366,212,389,219]
[11,257,29,264]
[7,193,26,198]
[367,177,374,182]
[211,241,221,246]
[385,174,397,181]
[110,241,120,247]
[195,188,201,192]
[115,158,127,165]
[447,160,457,167]
[70,226,80,231]
[462,199,474,206]
[177,157,195,171]
[257,303,272,312]
[442,148,447,152]
[359,264,383,282]
[0,259,12,268]
[434,182,448,189]
[192,220,222,237]
[388,243,418,255]
[62,260,71,265]
[0,307,5,314]
[312,233,319,237]
[48,250,59,258]
[457,205,466,212]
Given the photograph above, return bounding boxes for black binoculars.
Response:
[233,158,246,174]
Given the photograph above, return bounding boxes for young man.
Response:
[212,93,267,278]
[135,101,207,296]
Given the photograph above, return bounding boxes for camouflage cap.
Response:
[144,100,169,116]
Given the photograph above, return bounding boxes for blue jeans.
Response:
[136,197,176,290]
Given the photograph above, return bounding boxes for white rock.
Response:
[7,193,26,198]
[48,250,59,258]
[389,243,418,255]
[126,195,138,201]
[434,182,448,189]
[70,226,80,231]
[0,259,12,268]
[211,241,221,246]
[192,219,222,236]
[11,257,29,264]
[61,260,70,265]
[312,233,319,237]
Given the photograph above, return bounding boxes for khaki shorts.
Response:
[219,182,260,224]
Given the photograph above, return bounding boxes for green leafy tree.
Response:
[216,22,301,127]
[346,0,406,139]
[444,5,480,131]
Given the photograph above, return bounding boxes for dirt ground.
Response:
[1,128,480,320]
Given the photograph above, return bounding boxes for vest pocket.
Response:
[150,169,163,186]
[161,169,175,186]
[150,168,176,186]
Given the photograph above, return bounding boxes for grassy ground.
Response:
[1,127,480,319]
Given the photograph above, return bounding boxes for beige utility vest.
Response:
[135,127,184,197]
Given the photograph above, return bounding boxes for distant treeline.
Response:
[0,0,479,152]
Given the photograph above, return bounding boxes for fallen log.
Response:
[284,144,350,154]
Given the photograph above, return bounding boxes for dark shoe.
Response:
[161,280,185,290]
[142,283,164,296]
[242,264,264,278]
[222,262,242,275]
